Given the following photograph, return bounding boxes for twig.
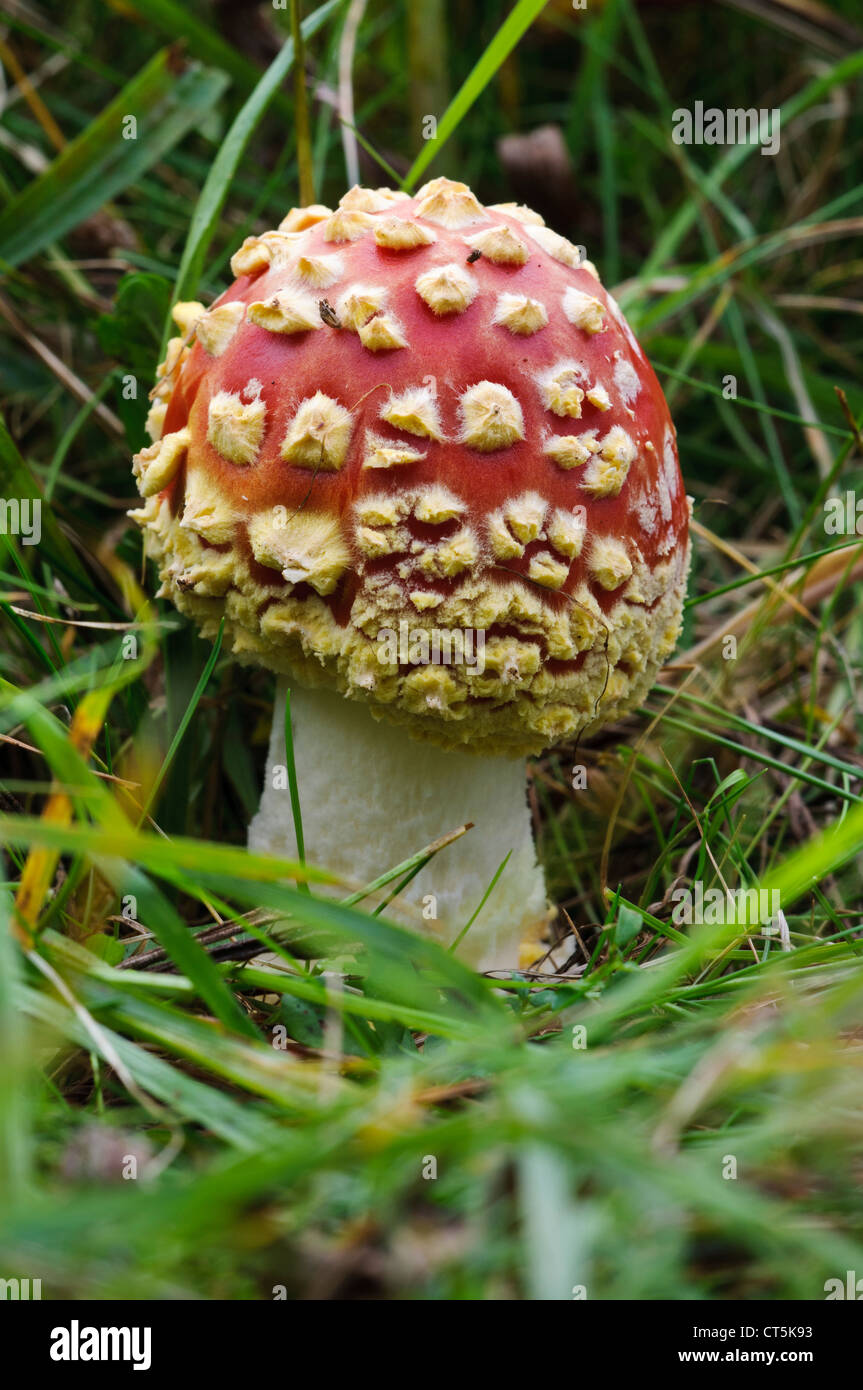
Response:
[0,295,124,440]
[0,33,65,151]
[835,386,863,453]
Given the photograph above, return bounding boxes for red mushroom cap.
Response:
[131,178,690,755]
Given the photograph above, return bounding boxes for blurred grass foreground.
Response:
[1,0,863,1300]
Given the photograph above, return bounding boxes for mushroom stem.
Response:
[248,680,551,972]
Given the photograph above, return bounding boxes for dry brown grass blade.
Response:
[0,33,66,152]
[599,666,700,900]
[776,294,863,318]
[689,518,818,625]
[718,0,863,55]
[12,689,113,942]
[0,732,138,788]
[682,542,863,666]
[0,294,124,439]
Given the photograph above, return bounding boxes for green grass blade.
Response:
[653,362,852,440]
[9,695,263,1040]
[0,413,95,601]
[17,980,279,1150]
[450,851,512,954]
[171,0,343,310]
[404,0,550,189]
[282,686,310,895]
[636,48,863,282]
[113,0,271,91]
[0,869,30,1205]
[140,618,225,823]
[0,50,229,268]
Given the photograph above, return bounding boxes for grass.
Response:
[1,0,862,1300]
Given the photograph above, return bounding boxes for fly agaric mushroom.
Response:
[130,178,690,972]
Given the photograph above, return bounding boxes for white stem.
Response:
[248,681,550,972]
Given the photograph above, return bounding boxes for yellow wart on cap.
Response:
[417,526,479,578]
[247,290,320,335]
[278,204,332,232]
[358,313,408,352]
[563,286,606,334]
[230,236,272,277]
[459,381,525,451]
[543,434,598,470]
[409,589,445,611]
[321,209,376,243]
[147,335,191,440]
[293,252,344,289]
[207,390,266,466]
[380,384,445,440]
[581,426,637,498]
[504,491,546,544]
[133,427,190,497]
[488,509,525,560]
[337,284,389,331]
[362,431,426,469]
[589,535,634,590]
[281,392,354,470]
[528,552,569,590]
[492,293,548,336]
[547,507,587,559]
[464,225,529,266]
[586,384,612,411]
[339,185,399,213]
[354,493,409,527]
[414,177,485,228]
[248,510,350,595]
[487,202,545,226]
[196,301,246,356]
[412,484,465,523]
[537,363,585,419]
[374,218,436,250]
[180,473,238,544]
[415,262,478,316]
[355,525,410,558]
[171,301,205,336]
[526,225,585,268]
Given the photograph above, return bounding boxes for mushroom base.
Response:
[248,681,552,972]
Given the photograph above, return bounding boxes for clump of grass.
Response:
[1,0,862,1299]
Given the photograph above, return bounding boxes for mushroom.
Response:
[130,178,690,972]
